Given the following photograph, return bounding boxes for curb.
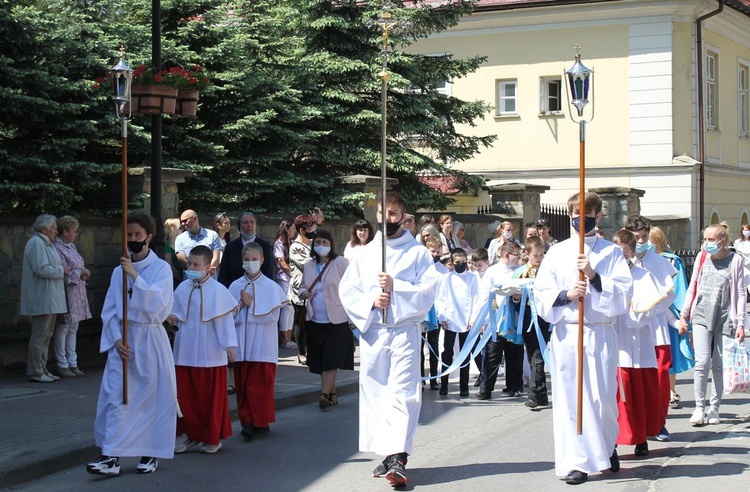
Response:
[0,381,359,489]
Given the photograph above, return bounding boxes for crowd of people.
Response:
[17,194,749,486]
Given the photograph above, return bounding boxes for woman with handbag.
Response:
[680,224,746,426]
[298,229,354,409]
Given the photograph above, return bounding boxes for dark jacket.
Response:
[218,235,274,288]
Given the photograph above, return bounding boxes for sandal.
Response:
[319,393,331,410]
[328,393,338,406]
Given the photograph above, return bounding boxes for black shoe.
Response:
[373,458,389,478]
[609,449,620,472]
[253,426,270,434]
[634,441,649,457]
[564,470,588,485]
[438,386,448,396]
[136,457,158,474]
[429,381,439,390]
[476,391,491,400]
[474,375,484,387]
[459,388,470,397]
[525,398,538,408]
[241,423,254,440]
[501,387,512,393]
[385,455,408,487]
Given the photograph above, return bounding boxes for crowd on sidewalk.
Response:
[17,192,749,487]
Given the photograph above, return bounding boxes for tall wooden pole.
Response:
[576,120,586,435]
[121,116,129,405]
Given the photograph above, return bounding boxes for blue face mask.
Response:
[571,216,597,234]
[185,269,204,281]
[704,241,722,255]
[635,241,655,254]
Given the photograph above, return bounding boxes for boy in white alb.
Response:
[435,248,482,397]
[533,192,633,485]
[339,192,440,487]
[228,242,288,440]
[170,246,238,455]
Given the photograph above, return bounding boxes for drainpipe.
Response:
[696,0,723,233]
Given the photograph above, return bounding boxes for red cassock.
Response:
[616,367,662,445]
[176,365,233,445]
[655,345,673,425]
[234,362,276,428]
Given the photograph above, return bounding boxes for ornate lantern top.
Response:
[110,47,132,118]
[565,46,592,118]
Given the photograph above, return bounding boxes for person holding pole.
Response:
[533,192,633,485]
[338,192,440,487]
[88,212,177,476]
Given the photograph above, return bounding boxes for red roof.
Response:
[419,175,461,194]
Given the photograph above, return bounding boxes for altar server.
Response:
[170,246,238,455]
[229,242,287,439]
[339,192,440,487]
[611,229,666,457]
[88,212,176,476]
[534,192,633,485]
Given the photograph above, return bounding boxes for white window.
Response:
[496,79,517,116]
[707,52,718,130]
[740,63,749,137]
[539,77,562,114]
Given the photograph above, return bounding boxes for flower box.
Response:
[131,84,178,115]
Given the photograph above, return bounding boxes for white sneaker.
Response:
[136,456,158,474]
[200,442,223,454]
[689,408,705,426]
[282,341,298,349]
[29,374,55,383]
[45,372,60,381]
[86,455,120,476]
[706,407,721,424]
[174,434,200,453]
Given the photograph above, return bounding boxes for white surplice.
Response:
[172,277,238,367]
[617,264,664,369]
[228,272,288,363]
[634,250,677,346]
[94,251,177,459]
[435,270,481,333]
[339,230,440,456]
[534,235,633,476]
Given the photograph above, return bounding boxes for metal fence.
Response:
[674,249,699,280]
[540,203,571,243]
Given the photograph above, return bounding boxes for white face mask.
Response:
[502,231,512,239]
[743,230,750,239]
[243,261,261,275]
[314,245,331,258]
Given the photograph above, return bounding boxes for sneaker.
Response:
[44,371,60,381]
[241,423,254,440]
[689,408,705,426]
[70,366,85,376]
[200,442,223,454]
[29,374,55,383]
[86,455,120,476]
[706,407,720,424]
[654,426,670,442]
[175,434,200,453]
[282,341,298,349]
[372,458,389,478]
[136,457,158,474]
[57,368,76,378]
[385,455,407,487]
[669,391,681,409]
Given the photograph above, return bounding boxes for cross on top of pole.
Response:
[367,1,410,81]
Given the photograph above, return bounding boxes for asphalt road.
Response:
[9,375,750,492]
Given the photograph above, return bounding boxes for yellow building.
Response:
[411,0,750,246]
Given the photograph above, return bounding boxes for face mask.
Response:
[301,229,315,239]
[379,221,402,237]
[314,245,330,257]
[127,239,147,254]
[243,261,261,275]
[704,240,722,255]
[635,241,655,254]
[433,255,441,264]
[185,269,204,281]
[744,230,750,239]
[502,231,512,239]
[571,216,597,234]
[453,262,467,274]
[240,230,256,241]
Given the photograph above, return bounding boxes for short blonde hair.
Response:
[164,218,181,243]
[705,224,729,243]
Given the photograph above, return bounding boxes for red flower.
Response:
[154,74,163,83]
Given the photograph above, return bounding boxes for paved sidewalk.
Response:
[0,347,360,489]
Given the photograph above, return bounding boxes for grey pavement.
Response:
[0,346,359,489]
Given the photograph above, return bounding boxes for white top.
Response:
[617,264,662,368]
[172,277,238,367]
[473,262,516,326]
[634,249,677,346]
[436,270,481,332]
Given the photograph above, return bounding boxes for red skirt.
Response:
[655,344,672,425]
[234,362,276,428]
[176,365,232,445]
[616,367,662,445]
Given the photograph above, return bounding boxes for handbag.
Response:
[723,339,750,394]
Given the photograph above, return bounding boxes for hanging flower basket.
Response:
[176,88,200,118]
[131,84,178,115]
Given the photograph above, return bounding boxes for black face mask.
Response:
[302,229,315,239]
[379,221,402,237]
[453,262,467,274]
[127,239,148,254]
[433,255,441,264]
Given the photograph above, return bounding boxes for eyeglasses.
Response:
[181,215,196,224]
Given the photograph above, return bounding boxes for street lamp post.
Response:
[564,45,594,435]
[110,49,133,405]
